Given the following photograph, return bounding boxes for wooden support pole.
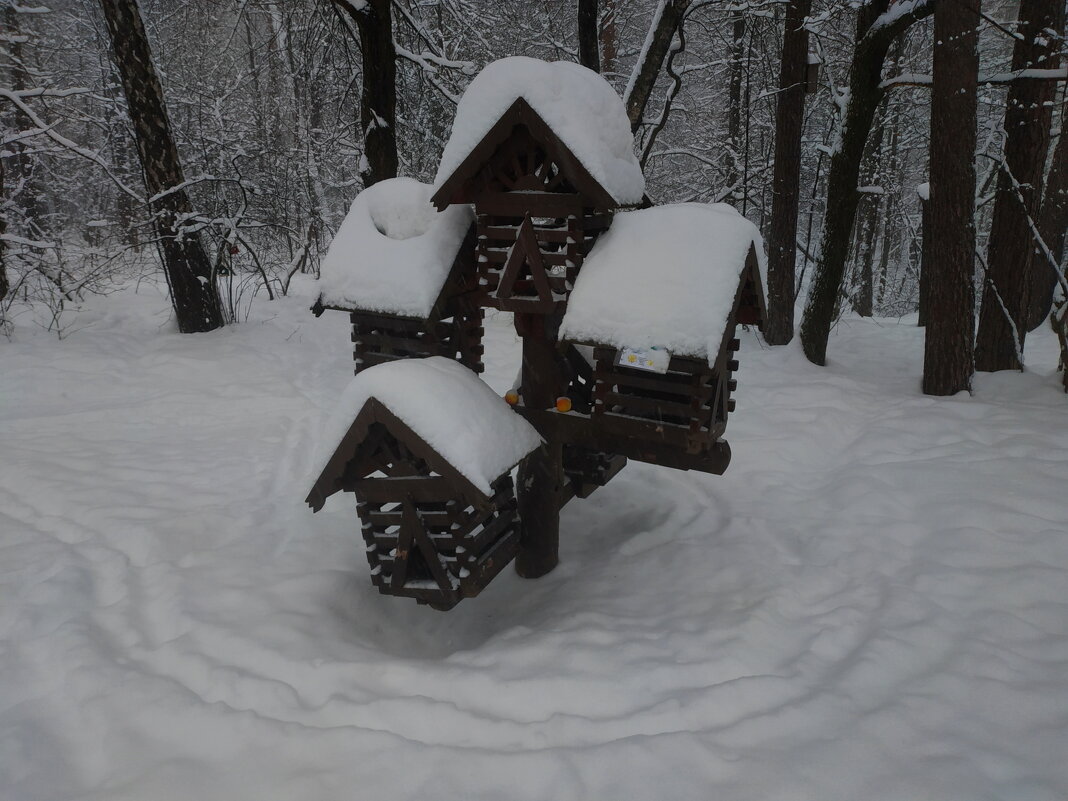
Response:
[514,313,566,578]
[516,439,563,578]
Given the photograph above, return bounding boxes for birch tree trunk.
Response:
[98,0,223,333]
[923,0,978,396]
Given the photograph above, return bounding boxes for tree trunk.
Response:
[0,155,7,310]
[332,0,397,187]
[98,0,223,333]
[578,0,600,72]
[764,0,810,344]
[601,0,618,75]
[1025,89,1068,330]
[799,0,934,365]
[917,185,931,326]
[723,12,746,197]
[3,6,43,234]
[851,99,888,319]
[923,0,978,396]
[974,0,1065,370]
[624,0,692,132]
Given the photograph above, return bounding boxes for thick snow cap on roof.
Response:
[313,357,542,498]
[434,57,645,206]
[317,178,473,318]
[560,203,766,363]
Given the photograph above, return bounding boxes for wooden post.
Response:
[514,313,566,578]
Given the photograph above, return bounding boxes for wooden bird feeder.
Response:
[307,359,540,610]
[308,58,768,608]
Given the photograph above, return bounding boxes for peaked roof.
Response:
[559,204,767,364]
[432,57,644,208]
[307,357,542,510]
[315,178,474,318]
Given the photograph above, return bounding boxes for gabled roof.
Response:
[315,178,474,318]
[431,57,644,209]
[559,204,767,364]
[307,357,542,511]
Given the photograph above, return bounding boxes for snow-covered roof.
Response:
[433,57,645,206]
[560,203,766,363]
[317,178,473,318]
[312,357,541,500]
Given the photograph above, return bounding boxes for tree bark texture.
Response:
[625,0,692,132]
[723,13,746,196]
[975,0,1065,369]
[3,7,44,234]
[799,0,934,365]
[923,0,978,396]
[1037,107,1068,296]
[333,0,397,187]
[98,0,223,333]
[764,0,811,344]
[917,187,931,326]
[1025,77,1068,330]
[578,0,600,72]
[601,0,618,75]
[0,155,7,309]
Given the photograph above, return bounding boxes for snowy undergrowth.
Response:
[2,280,1067,801]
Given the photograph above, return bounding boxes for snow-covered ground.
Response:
[3,279,1067,801]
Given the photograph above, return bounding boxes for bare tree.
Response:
[98,0,223,333]
[331,0,398,187]
[799,0,934,365]
[974,0,1065,371]
[923,0,978,396]
[764,0,811,345]
[624,0,692,132]
[579,0,600,72]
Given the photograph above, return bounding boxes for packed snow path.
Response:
[2,281,1067,801]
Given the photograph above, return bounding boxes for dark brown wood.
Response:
[515,439,563,578]
[495,215,556,312]
[578,0,600,72]
[975,0,1065,371]
[432,98,617,210]
[308,397,527,608]
[563,446,626,499]
[923,0,978,396]
[520,408,731,474]
[513,314,569,577]
[98,0,223,333]
[765,0,811,345]
[308,77,772,608]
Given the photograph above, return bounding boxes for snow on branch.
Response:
[0,88,143,204]
[881,68,1068,90]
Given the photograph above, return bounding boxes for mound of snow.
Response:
[318,177,473,318]
[560,203,766,362]
[434,57,645,205]
[313,357,541,498]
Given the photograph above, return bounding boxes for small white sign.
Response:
[617,346,671,374]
